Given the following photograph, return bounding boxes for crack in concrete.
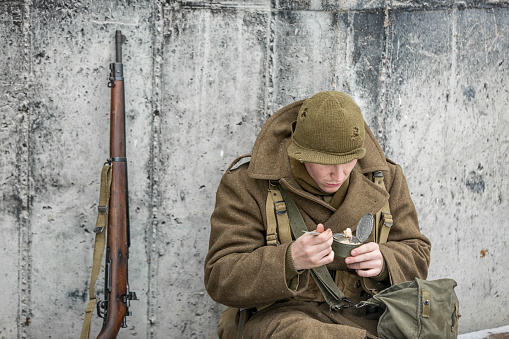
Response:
[146,2,165,338]
[17,1,33,338]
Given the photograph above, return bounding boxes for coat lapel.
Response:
[323,169,389,233]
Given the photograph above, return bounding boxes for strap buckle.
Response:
[266,233,278,246]
[381,212,393,227]
[338,298,369,310]
[274,201,287,215]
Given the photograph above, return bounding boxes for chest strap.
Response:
[373,171,392,245]
[265,181,292,245]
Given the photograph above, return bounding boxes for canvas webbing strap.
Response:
[80,164,112,339]
[373,171,392,244]
[363,171,393,294]
[265,182,292,246]
[279,186,348,310]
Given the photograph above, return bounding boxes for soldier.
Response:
[204,91,431,338]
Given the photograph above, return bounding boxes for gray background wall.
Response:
[1,0,508,338]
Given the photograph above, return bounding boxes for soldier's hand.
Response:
[291,223,334,271]
[344,242,384,277]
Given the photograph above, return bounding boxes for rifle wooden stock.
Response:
[97,30,136,339]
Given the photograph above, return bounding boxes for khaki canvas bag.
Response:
[363,278,460,339]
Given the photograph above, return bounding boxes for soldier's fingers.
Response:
[355,266,382,278]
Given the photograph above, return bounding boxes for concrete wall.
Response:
[1,0,508,337]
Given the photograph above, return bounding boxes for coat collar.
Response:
[248,99,389,181]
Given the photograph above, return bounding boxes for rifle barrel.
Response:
[115,30,125,63]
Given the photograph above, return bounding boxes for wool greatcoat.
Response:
[204,99,431,339]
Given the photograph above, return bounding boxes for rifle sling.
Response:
[80,164,112,339]
[279,186,349,310]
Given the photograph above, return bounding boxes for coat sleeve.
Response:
[204,165,310,309]
[380,164,431,285]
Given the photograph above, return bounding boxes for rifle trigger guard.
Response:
[96,300,107,319]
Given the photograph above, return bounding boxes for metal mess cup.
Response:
[332,234,362,258]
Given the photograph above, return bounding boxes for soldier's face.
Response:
[304,159,357,194]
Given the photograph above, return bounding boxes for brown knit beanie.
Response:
[287,91,366,165]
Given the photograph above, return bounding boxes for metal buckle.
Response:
[337,298,369,310]
[381,212,393,227]
[274,201,287,215]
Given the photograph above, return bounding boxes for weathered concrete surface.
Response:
[1,1,508,338]
[385,5,509,332]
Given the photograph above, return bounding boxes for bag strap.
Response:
[80,164,112,339]
[279,186,349,310]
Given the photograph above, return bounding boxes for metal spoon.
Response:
[302,214,373,243]
[302,230,346,237]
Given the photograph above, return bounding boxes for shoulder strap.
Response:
[362,171,393,295]
[80,164,112,339]
[265,181,292,246]
[372,171,392,244]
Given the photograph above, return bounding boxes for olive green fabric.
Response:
[363,278,460,339]
[287,91,366,165]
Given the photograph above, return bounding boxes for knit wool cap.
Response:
[287,91,366,165]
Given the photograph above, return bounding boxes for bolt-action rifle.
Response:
[80,30,137,339]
